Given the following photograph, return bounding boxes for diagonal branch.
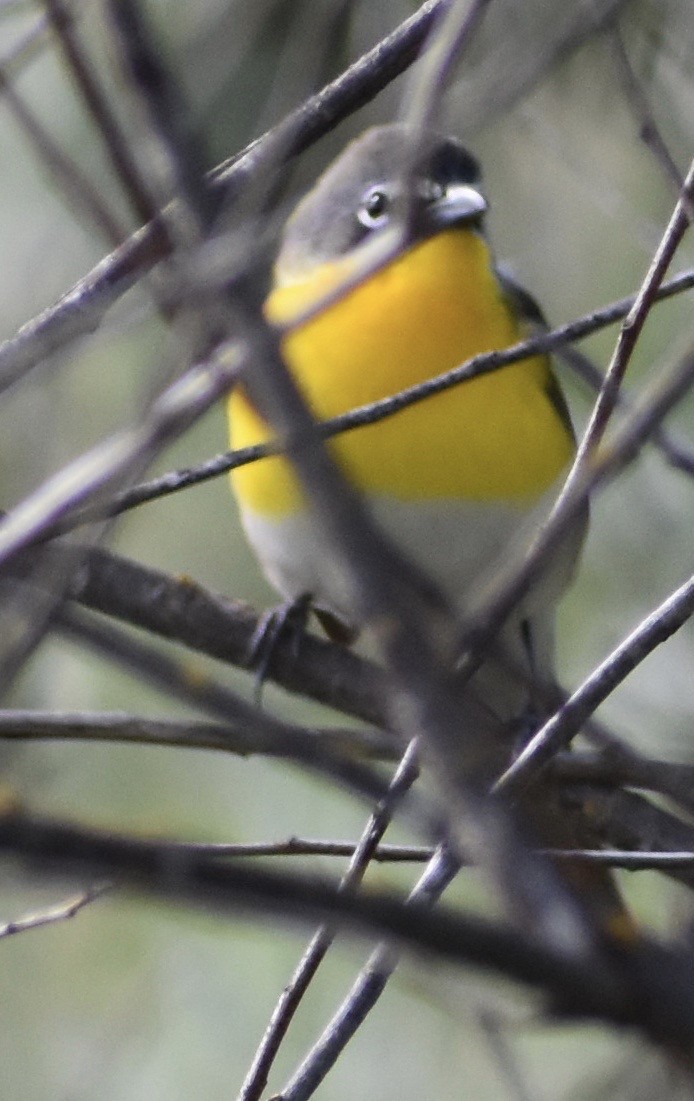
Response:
[3,808,694,1051]
[44,0,157,225]
[495,570,694,794]
[0,0,448,390]
[46,265,694,539]
[238,741,420,1101]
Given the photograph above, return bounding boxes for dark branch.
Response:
[3,808,694,1051]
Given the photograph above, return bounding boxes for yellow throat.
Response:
[228,227,574,516]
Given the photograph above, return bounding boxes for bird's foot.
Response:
[509,703,544,759]
[247,593,313,706]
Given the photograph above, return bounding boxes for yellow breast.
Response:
[228,228,574,517]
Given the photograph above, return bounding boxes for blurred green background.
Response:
[0,1,692,1097]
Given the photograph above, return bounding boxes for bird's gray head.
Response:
[276,124,486,283]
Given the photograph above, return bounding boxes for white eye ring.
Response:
[357,188,390,229]
[422,179,445,203]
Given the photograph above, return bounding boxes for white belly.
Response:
[238,489,585,716]
[239,487,583,630]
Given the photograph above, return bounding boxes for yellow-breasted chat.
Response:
[227,124,587,720]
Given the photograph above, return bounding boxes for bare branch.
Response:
[558,158,694,501]
[556,342,694,477]
[50,265,694,537]
[0,882,110,940]
[56,605,402,817]
[610,26,688,207]
[0,0,448,390]
[171,837,433,864]
[456,339,694,692]
[44,0,157,224]
[239,741,420,1101]
[53,544,388,724]
[106,0,214,235]
[553,752,694,819]
[496,571,694,794]
[0,708,395,762]
[0,341,246,567]
[403,0,492,136]
[5,807,685,1046]
[0,44,124,243]
[277,845,460,1101]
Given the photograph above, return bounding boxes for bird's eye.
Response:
[425,180,445,202]
[358,188,390,228]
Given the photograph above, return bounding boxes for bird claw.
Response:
[247,593,313,705]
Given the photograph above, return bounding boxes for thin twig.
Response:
[451,157,694,691]
[404,0,492,136]
[477,1009,539,1101]
[0,13,50,76]
[0,881,110,939]
[557,341,694,477]
[106,0,214,235]
[458,0,634,133]
[57,605,403,816]
[173,837,433,864]
[495,571,694,795]
[208,0,448,199]
[563,787,694,892]
[0,0,448,390]
[610,27,689,210]
[556,158,694,510]
[0,340,246,568]
[52,265,694,536]
[3,813,694,1049]
[481,166,694,696]
[238,741,420,1101]
[553,751,694,819]
[0,57,124,244]
[0,809,659,1036]
[44,0,157,225]
[277,846,460,1101]
[541,851,694,871]
[456,334,694,695]
[0,707,396,762]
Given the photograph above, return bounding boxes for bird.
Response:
[226,125,642,943]
[227,123,587,723]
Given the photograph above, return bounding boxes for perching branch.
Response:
[4,807,694,1051]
